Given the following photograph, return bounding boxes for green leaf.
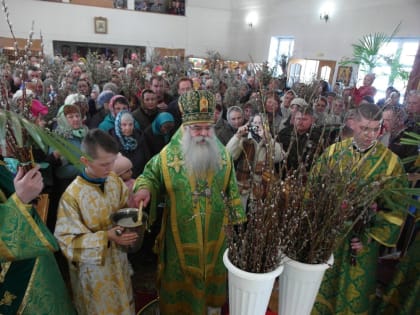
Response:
[0,109,87,172]
[401,156,418,164]
[37,129,85,172]
[20,117,48,152]
[339,22,401,71]
[9,113,23,147]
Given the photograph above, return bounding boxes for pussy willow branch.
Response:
[1,0,17,44]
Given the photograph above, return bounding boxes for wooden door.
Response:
[317,60,336,84]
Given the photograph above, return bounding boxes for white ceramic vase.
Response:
[278,254,334,315]
[223,249,284,315]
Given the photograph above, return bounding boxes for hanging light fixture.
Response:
[319,2,334,23]
[320,11,329,23]
[246,12,258,29]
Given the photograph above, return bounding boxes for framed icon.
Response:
[336,66,352,87]
[94,17,108,34]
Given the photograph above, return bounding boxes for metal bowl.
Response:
[110,208,148,253]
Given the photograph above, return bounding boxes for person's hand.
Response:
[350,237,363,253]
[236,125,248,138]
[107,226,138,246]
[133,189,151,208]
[14,165,44,204]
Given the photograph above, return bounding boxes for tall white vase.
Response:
[278,254,334,315]
[223,250,284,315]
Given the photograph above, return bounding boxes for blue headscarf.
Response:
[115,110,138,151]
[151,112,175,143]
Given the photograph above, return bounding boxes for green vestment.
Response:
[311,139,408,315]
[0,163,76,315]
[376,230,419,315]
[134,128,244,315]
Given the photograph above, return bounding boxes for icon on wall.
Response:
[94,17,108,34]
[336,66,353,87]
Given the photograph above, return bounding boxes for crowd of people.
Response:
[0,53,419,315]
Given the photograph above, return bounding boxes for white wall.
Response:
[0,0,232,57]
[229,0,420,62]
[0,0,419,62]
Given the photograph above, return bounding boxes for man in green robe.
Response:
[312,103,408,315]
[376,231,419,315]
[133,90,244,315]
[0,161,76,315]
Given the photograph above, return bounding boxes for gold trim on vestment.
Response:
[0,290,17,306]
[0,189,6,203]
[11,194,55,252]
[0,240,15,261]
[160,145,231,281]
[0,262,12,283]
[368,233,396,247]
[17,257,39,314]
[364,148,388,178]
[380,212,405,226]
[315,295,335,314]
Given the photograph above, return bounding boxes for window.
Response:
[356,38,419,101]
[319,66,331,82]
[268,36,295,76]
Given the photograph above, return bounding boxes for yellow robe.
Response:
[54,172,135,315]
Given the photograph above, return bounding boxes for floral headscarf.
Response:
[55,104,88,139]
[115,110,138,151]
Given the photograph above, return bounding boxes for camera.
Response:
[248,125,259,133]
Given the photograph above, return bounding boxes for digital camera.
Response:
[248,125,259,133]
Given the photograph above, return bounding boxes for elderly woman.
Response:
[111,110,149,178]
[64,93,89,123]
[46,104,88,230]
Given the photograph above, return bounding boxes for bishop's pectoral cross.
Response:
[192,179,212,205]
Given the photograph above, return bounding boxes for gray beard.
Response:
[181,130,221,177]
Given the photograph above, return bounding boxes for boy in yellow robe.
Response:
[55,129,138,315]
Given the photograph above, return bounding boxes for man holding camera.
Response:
[226,113,284,208]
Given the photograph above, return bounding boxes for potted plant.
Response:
[339,23,401,74]
[222,118,284,315]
